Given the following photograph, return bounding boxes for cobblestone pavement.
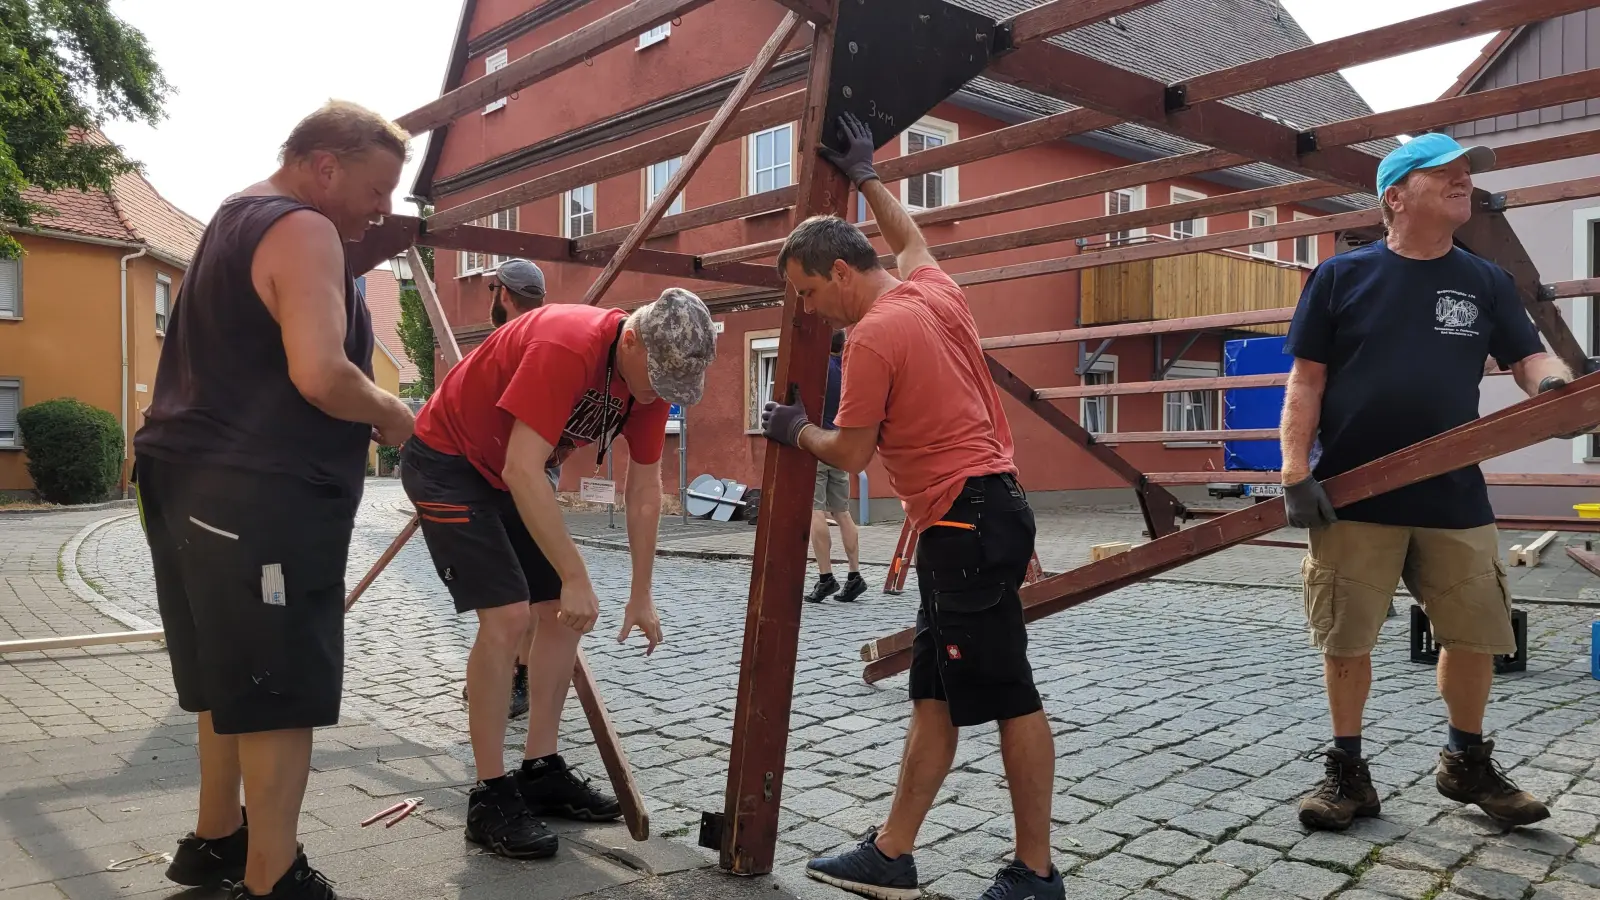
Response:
[56,480,1600,899]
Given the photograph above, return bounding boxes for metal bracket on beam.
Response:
[1163,83,1188,113]
[1538,283,1557,303]
[1078,338,1113,376]
[1295,130,1319,156]
[1156,331,1204,379]
[1485,192,1509,213]
[990,20,1015,56]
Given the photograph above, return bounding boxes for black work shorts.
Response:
[399,436,562,613]
[909,472,1042,727]
[133,454,357,735]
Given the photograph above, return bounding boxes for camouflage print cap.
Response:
[633,287,717,406]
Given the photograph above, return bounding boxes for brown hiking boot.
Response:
[1435,740,1550,827]
[1298,747,1381,831]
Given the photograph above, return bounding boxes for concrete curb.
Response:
[0,498,135,516]
[59,512,159,631]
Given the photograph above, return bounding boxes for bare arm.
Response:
[859,178,937,277]
[1280,357,1327,485]
[1509,351,1574,396]
[504,419,592,589]
[623,457,661,600]
[797,423,879,474]
[255,210,412,439]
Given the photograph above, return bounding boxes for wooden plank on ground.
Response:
[1567,545,1600,578]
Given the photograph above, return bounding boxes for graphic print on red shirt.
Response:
[413,304,669,490]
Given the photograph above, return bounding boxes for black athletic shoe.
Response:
[836,573,868,603]
[979,860,1065,900]
[226,852,337,900]
[805,574,840,603]
[804,829,919,900]
[464,778,559,859]
[509,664,530,720]
[166,821,248,888]
[517,754,621,822]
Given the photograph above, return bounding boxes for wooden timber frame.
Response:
[329,0,1600,879]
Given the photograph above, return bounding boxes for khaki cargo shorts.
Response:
[1302,520,1514,657]
[814,462,849,513]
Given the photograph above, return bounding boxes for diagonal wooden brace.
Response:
[861,369,1600,682]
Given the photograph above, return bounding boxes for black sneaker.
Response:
[516,754,621,822]
[804,829,919,900]
[509,664,530,721]
[806,574,840,603]
[226,852,337,899]
[837,572,868,603]
[980,859,1065,900]
[464,778,559,859]
[166,820,248,888]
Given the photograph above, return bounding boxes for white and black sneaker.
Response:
[804,829,920,900]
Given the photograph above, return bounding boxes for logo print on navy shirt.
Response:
[1434,290,1481,337]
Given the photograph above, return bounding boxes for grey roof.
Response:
[946,0,1393,207]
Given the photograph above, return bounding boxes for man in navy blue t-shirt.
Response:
[806,329,865,603]
[1281,132,1573,833]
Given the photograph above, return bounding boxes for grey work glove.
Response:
[1540,376,1590,440]
[1284,476,1337,530]
[818,112,879,188]
[761,399,809,448]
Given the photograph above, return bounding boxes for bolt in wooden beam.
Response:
[581,12,803,306]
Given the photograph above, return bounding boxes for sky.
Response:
[97,0,1500,225]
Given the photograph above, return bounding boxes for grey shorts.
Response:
[814,463,849,512]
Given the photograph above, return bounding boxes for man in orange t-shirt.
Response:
[761,113,1060,900]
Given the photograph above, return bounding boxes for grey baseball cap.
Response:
[633,287,717,405]
[496,258,546,299]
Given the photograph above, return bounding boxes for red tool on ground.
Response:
[361,797,422,828]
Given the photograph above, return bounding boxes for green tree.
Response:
[396,283,435,398]
[0,0,172,257]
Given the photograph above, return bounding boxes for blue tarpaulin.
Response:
[1223,335,1291,471]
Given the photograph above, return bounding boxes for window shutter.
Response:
[0,259,18,317]
[0,385,18,442]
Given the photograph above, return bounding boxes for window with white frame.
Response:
[638,22,670,49]
[1080,355,1117,435]
[457,207,520,275]
[483,49,509,114]
[1169,188,1207,240]
[1293,212,1317,266]
[647,157,684,215]
[902,118,958,210]
[1162,361,1221,434]
[563,185,596,238]
[1107,186,1144,245]
[747,334,779,431]
[748,124,794,194]
[0,378,18,448]
[155,274,171,334]
[1249,208,1277,258]
[0,256,17,318]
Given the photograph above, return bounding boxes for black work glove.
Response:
[818,112,878,188]
[1284,476,1337,530]
[761,399,809,447]
[1540,376,1590,440]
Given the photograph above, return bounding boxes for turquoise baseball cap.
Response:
[1377,132,1496,197]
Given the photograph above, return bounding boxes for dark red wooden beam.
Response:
[720,0,849,877]
[1148,471,1600,487]
[1037,372,1289,400]
[770,0,831,25]
[1176,0,1600,106]
[987,356,1185,538]
[1546,277,1600,300]
[863,370,1600,679]
[983,308,1297,351]
[1003,0,1167,43]
[1313,67,1600,148]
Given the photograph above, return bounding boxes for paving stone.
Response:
[1054,827,1123,858]
[1083,811,1158,839]
[1381,840,1466,872]
[1287,831,1375,871]
[1557,862,1600,889]
[927,869,995,898]
[1153,862,1249,900]
[1503,828,1578,857]
[1069,778,1139,805]
[1204,839,1281,873]
[1450,866,1531,900]
[1169,809,1250,842]
[1475,844,1557,880]
[1248,860,1352,899]
[1406,826,1484,854]
[1237,826,1304,851]
[1113,794,1194,823]
[1342,816,1413,845]
[924,802,998,833]
[1534,881,1600,900]
[781,787,855,819]
[1058,876,1131,900]
[1075,852,1172,890]
[1357,864,1441,899]
[1120,830,1211,866]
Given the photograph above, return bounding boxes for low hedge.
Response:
[17,398,122,505]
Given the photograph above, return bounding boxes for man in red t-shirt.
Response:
[762,114,1061,900]
[400,284,716,860]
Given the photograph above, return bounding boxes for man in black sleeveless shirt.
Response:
[133,100,415,900]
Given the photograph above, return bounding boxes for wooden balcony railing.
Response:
[1080,234,1309,330]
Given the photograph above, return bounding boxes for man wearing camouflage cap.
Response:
[400,284,716,859]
